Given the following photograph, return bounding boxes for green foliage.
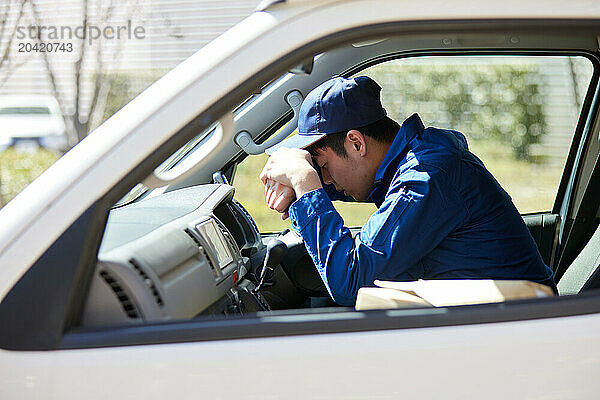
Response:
[367,64,547,160]
[0,148,61,206]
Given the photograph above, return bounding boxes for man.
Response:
[260,76,556,306]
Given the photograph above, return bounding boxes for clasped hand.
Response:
[259,148,322,220]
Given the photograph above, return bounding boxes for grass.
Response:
[0,147,61,207]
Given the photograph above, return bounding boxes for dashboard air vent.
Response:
[99,270,141,319]
[200,247,217,274]
[184,228,217,274]
[129,259,164,307]
[185,228,202,247]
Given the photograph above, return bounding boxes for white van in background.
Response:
[0,95,67,151]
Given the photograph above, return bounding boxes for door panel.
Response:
[3,313,600,400]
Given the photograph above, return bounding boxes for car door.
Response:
[1,2,600,400]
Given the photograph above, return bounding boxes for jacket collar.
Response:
[369,113,425,205]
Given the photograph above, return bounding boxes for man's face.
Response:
[311,139,374,201]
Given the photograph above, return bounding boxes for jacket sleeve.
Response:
[288,163,468,305]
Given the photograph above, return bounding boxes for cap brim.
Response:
[265,133,326,155]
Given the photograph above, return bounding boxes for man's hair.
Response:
[306,116,400,158]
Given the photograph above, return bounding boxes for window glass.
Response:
[359,55,593,213]
[0,2,258,209]
[0,107,52,115]
[234,55,593,233]
[234,152,291,233]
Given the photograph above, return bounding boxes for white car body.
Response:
[0,96,67,149]
[1,1,600,399]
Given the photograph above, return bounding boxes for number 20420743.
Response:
[18,42,73,52]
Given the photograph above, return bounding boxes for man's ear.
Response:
[346,130,367,156]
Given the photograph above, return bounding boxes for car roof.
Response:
[0,95,61,110]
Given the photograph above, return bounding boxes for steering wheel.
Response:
[276,230,329,297]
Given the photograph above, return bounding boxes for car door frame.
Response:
[0,17,599,354]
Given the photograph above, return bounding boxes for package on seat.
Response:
[355,279,554,310]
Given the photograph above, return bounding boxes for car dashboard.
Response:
[82,184,268,328]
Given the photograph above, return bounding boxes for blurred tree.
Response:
[0,0,28,88]
[29,0,140,143]
[100,69,167,124]
[0,0,28,205]
[369,64,547,160]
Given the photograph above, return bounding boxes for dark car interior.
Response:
[78,28,600,328]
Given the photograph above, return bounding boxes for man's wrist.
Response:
[292,170,322,198]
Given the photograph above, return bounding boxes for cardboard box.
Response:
[355,279,554,310]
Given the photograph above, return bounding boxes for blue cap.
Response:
[266,76,386,154]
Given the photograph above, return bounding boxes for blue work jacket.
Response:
[288,113,556,306]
